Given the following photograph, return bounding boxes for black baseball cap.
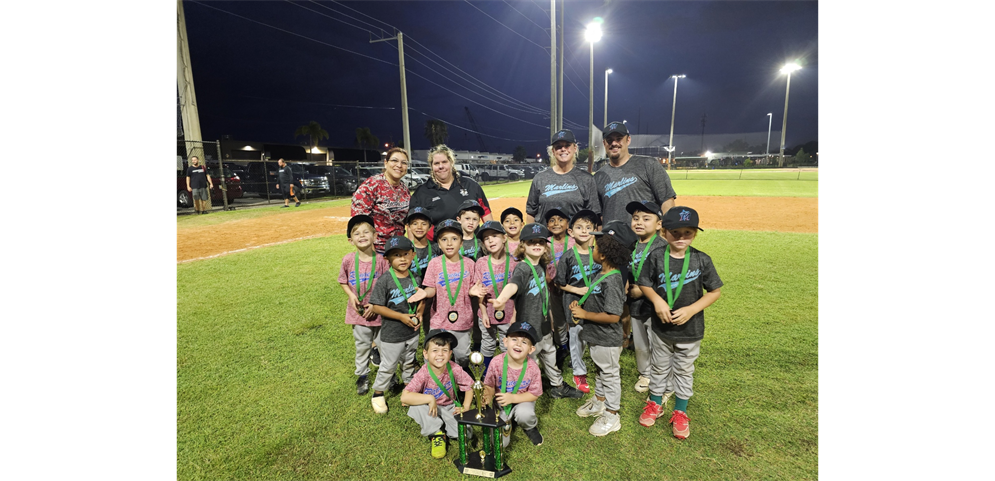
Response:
[501,207,524,223]
[425,329,458,349]
[569,209,600,228]
[435,219,464,239]
[384,235,414,256]
[625,200,663,219]
[506,320,539,344]
[404,206,432,224]
[661,206,703,231]
[543,207,569,223]
[592,219,637,250]
[550,129,577,145]
[347,214,375,238]
[476,220,506,240]
[456,199,485,218]
[519,223,551,242]
[602,121,629,139]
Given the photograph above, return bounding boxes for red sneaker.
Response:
[670,410,690,439]
[638,400,662,427]
[573,375,590,393]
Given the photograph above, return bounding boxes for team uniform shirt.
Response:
[545,235,574,280]
[508,260,553,336]
[637,246,723,343]
[629,236,669,318]
[351,173,412,254]
[408,175,491,241]
[473,255,518,324]
[423,256,477,331]
[460,237,483,261]
[367,270,421,343]
[483,352,544,398]
[594,155,677,225]
[338,253,390,326]
[404,361,474,407]
[577,271,627,347]
[409,242,440,286]
[554,247,602,325]
[526,166,602,224]
[186,165,209,189]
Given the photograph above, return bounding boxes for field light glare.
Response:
[585,22,603,43]
[780,62,802,74]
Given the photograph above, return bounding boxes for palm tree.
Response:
[294,121,329,162]
[424,119,448,147]
[355,127,379,163]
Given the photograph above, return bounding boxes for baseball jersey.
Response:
[410,242,440,286]
[338,253,390,326]
[460,236,482,261]
[545,235,574,280]
[367,270,420,343]
[186,165,209,189]
[423,255,477,331]
[577,270,627,347]
[526,167,602,223]
[408,175,491,241]
[508,259,552,336]
[594,155,677,225]
[637,246,723,343]
[629,235,669,318]
[404,361,474,407]
[555,247,603,325]
[483,352,543,398]
[473,255,518,324]
[351,173,412,254]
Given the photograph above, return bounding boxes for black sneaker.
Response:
[295,201,301,207]
[371,347,381,367]
[523,427,543,446]
[356,375,369,395]
[548,383,583,399]
[281,205,289,208]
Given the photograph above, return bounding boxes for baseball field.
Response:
[177,172,818,480]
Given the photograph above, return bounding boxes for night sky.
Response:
[182,0,818,156]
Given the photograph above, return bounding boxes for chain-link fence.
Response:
[177,140,236,211]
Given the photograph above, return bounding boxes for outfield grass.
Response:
[177,229,817,480]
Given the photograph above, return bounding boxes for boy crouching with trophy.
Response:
[482,320,545,447]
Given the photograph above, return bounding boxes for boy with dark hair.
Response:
[501,207,524,259]
[555,209,602,393]
[543,207,573,372]
[626,200,669,395]
[482,320,545,447]
[422,219,478,366]
[456,200,485,261]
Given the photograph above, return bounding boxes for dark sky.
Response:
[182,0,818,157]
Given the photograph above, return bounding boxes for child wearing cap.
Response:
[405,207,440,287]
[367,236,429,414]
[468,221,518,371]
[400,329,475,459]
[490,224,583,400]
[500,207,524,260]
[482,320,545,447]
[636,206,722,440]
[338,215,391,396]
[570,220,633,436]
[456,200,485,261]
[626,200,670,395]
[543,207,574,373]
[421,219,478,367]
[554,209,602,394]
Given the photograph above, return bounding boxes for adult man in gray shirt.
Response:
[594,122,677,225]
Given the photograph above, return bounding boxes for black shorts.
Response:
[281,185,295,199]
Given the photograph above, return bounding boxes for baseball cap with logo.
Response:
[435,219,464,239]
[347,214,375,238]
[456,199,485,218]
[519,223,551,242]
[661,206,703,231]
[506,320,539,344]
[569,209,600,228]
[550,129,577,145]
[501,207,524,223]
[404,206,432,225]
[476,220,506,240]
[592,219,637,250]
[602,120,629,139]
[625,200,663,219]
[384,235,414,256]
[425,329,458,350]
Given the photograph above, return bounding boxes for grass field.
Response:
[177,177,817,480]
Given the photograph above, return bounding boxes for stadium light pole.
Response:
[766,112,772,164]
[778,62,801,167]
[604,68,612,128]
[666,74,686,170]
[585,21,603,173]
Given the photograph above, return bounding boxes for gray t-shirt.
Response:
[368,270,420,343]
[629,235,669,318]
[594,155,677,225]
[460,237,482,261]
[411,243,440,286]
[636,246,723,343]
[554,247,602,326]
[577,270,626,347]
[526,166,602,222]
[508,260,552,336]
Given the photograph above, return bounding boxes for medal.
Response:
[388,268,418,327]
[487,253,511,323]
[357,305,366,315]
[448,310,459,323]
[663,246,692,309]
[493,310,505,320]
[441,256,465,321]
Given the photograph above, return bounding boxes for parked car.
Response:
[305,164,359,195]
[242,161,330,198]
[455,163,479,180]
[177,164,243,208]
[401,167,431,190]
[521,164,543,179]
[478,164,525,181]
[354,165,383,185]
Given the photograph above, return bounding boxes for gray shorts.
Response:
[192,187,210,201]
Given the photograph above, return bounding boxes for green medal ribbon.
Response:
[427,362,463,408]
[487,254,511,297]
[459,237,479,258]
[571,247,595,288]
[441,256,465,308]
[353,252,376,304]
[501,354,528,417]
[631,233,657,283]
[577,269,620,306]
[524,259,549,317]
[388,268,417,315]
[663,246,692,309]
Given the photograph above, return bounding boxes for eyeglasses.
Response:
[387,158,410,167]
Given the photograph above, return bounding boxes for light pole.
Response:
[766,113,772,164]
[604,68,612,128]
[585,21,603,173]
[666,74,685,170]
[778,62,801,167]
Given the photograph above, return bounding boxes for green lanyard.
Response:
[411,245,433,279]
[388,269,416,314]
[353,252,376,304]
[459,237,479,258]
[631,234,657,283]
[487,254,511,295]
[427,363,463,408]
[577,269,620,306]
[441,256,465,307]
[571,247,595,288]
[501,354,528,417]
[663,246,692,309]
[524,259,549,317]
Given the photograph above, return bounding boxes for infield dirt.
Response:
[177,195,816,263]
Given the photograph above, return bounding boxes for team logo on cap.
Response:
[608,229,615,235]
[520,322,532,331]
[390,238,399,248]
[609,122,620,130]
[532,224,542,233]
[679,210,691,221]
[557,132,566,139]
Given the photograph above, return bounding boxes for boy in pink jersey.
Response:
[482,320,545,448]
[469,221,517,371]
[421,219,478,367]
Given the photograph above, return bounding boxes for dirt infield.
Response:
[177,196,816,263]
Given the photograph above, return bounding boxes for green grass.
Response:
[177,229,817,480]
[178,197,352,227]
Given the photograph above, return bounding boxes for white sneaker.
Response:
[371,395,388,414]
[576,396,605,418]
[589,411,621,436]
[634,376,650,393]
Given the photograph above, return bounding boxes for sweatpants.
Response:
[497,401,538,448]
[648,333,701,400]
[372,336,418,392]
[530,332,565,387]
[590,345,623,412]
[549,290,569,346]
[568,323,587,376]
[352,325,381,377]
[630,315,653,378]
[480,320,512,357]
[407,403,472,439]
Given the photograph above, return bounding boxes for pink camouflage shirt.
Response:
[483,352,543,398]
[423,255,477,331]
[338,253,390,326]
[404,361,474,407]
[473,255,517,324]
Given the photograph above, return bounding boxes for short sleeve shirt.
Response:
[277,165,294,186]
[578,271,627,347]
[545,235,574,280]
[483,352,543,398]
[338,253,390,326]
[461,237,483,261]
[473,255,518,324]
[629,235,668,318]
[404,362,474,407]
[637,246,723,343]
[186,165,209,189]
[555,247,602,325]
[410,242,440,286]
[508,260,552,336]
[351,174,411,254]
[594,155,677,225]
[526,167,602,223]
[367,270,420,343]
[423,256,477,331]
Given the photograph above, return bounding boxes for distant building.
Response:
[412,149,514,164]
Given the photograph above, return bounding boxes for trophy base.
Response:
[454,452,512,478]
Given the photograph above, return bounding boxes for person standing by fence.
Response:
[186,156,213,215]
[276,158,301,208]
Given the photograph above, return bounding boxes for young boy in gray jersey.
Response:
[554,209,602,393]
[626,200,670,395]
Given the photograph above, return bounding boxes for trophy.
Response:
[454,351,512,478]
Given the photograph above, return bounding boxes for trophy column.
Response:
[454,351,512,478]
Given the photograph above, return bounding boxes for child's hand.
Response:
[427,397,438,417]
[349,296,362,313]
[362,303,376,319]
[407,288,427,304]
[670,307,694,325]
[404,314,421,329]
[469,283,483,298]
[574,286,589,297]
[568,300,586,321]
[494,391,514,407]
[481,310,491,329]
[653,299,673,323]
[452,405,465,416]
[489,298,506,311]
[628,284,643,298]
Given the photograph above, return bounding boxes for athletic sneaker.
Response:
[430,432,447,458]
[371,395,388,414]
[576,397,605,418]
[639,400,662,427]
[295,201,301,207]
[573,375,590,394]
[589,411,621,436]
[523,427,544,446]
[547,383,583,399]
[634,376,650,393]
[370,347,381,367]
[670,410,690,439]
[281,205,289,208]
[356,375,369,395]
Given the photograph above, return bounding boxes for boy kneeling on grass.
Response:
[400,329,475,459]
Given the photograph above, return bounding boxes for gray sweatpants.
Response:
[407,403,472,439]
[590,345,623,412]
[479,320,511,357]
[630,315,653,378]
[568,323,587,376]
[450,329,472,365]
[497,401,538,448]
[549,290,569,347]
[648,333,701,400]
[372,336,418,392]
[352,325,382,377]
[531,332,564,387]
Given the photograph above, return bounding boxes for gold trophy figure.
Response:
[468,351,486,420]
